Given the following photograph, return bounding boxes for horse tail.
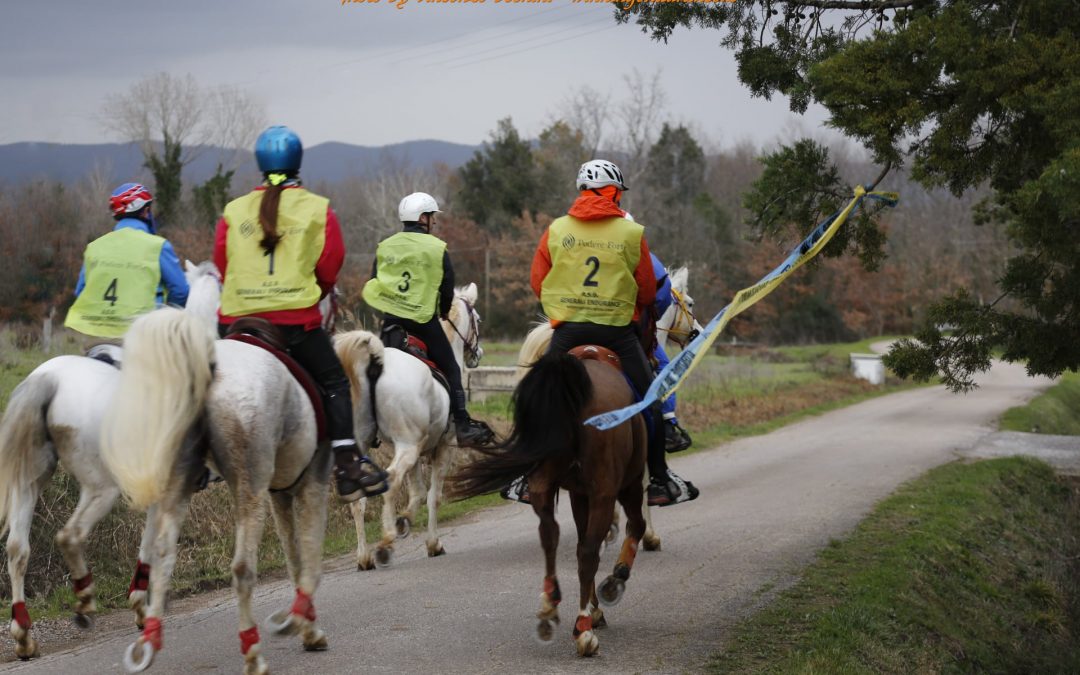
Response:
[451,351,592,500]
[101,308,216,510]
[516,318,553,382]
[0,371,58,535]
[334,330,384,444]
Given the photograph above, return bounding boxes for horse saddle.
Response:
[379,324,451,394]
[86,343,123,368]
[568,344,623,372]
[223,318,327,440]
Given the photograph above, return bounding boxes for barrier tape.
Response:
[586,184,899,430]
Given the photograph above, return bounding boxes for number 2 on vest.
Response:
[583,256,600,287]
[103,278,119,306]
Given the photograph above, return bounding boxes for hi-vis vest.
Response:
[220,188,328,317]
[541,215,643,326]
[362,232,446,323]
[65,228,165,338]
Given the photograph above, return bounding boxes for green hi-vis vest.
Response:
[362,232,447,323]
[220,188,328,317]
[541,215,643,326]
[64,228,165,338]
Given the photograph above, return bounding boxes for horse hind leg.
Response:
[398,461,425,540]
[598,476,648,609]
[375,442,420,568]
[532,485,561,645]
[641,470,661,551]
[573,493,613,657]
[229,498,269,675]
[6,482,44,660]
[350,498,374,571]
[54,482,120,628]
[424,445,452,557]
[128,504,158,629]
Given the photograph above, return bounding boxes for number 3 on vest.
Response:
[398,270,411,293]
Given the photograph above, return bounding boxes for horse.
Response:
[0,261,220,660]
[335,283,484,570]
[514,265,702,551]
[100,298,333,673]
[451,348,649,657]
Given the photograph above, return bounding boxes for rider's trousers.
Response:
[380,314,469,422]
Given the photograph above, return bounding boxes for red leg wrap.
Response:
[290,589,316,622]
[239,626,260,655]
[128,561,151,595]
[142,617,163,651]
[573,614,592,638]
[619,537,639,569]
[542,576,561,606]
[73,572,94,593]
[11,602,31,630]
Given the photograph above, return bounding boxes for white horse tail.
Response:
[334,330,384,442]
[516,320,554,382]
[0,372,58,534]
[102,308,216,510]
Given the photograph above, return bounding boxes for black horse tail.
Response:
[450,351,592,500]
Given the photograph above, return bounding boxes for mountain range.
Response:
[0,139,481,186]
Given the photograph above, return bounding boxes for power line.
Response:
[432,14,612,68]
[446,20,618,70]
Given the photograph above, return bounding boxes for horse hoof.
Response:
[267,609,299,637]
[357,556,375,572]
[643,535,661,552]
[123,638,155,673]
[534,619,556,644]
[395,516,412,539]
[575,630,599,657]
[14,638,39,661]
[597,576,625,607]
[374,546,393,569]
[426,541,445,557]
[72,612,94,630]
[590,607,607,629]
[303,628,329,652]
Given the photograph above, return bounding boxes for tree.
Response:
[457,118,540,233]
[618,0,1080,390]
[533,121,591,216]
[102,73,265,225]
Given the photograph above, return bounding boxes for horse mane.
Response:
[516,317,553,382]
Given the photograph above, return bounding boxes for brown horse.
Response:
[451,348,647,657]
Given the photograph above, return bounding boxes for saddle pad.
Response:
[568,344,623,372]
[224,333,327,440]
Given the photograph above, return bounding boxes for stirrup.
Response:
[500,475,531,505]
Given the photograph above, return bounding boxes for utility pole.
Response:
[484,247,491,320]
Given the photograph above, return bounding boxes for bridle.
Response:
[447,297,483,369]
[664,288,700,349]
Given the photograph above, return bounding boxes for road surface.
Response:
[2,360,1054,674]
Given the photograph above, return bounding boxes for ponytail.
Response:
[258,172,293,253]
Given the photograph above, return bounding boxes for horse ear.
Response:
[185,259,197,274]
[672,267,688,291]
[463,282,478,304]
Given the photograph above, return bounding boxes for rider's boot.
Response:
[664,419,693,453]
[451,390,494,446]
[645,403,699,507]
[332,441,389,503]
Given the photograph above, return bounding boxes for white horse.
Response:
[0,261,219,660]
[335,283,484,570]
[101,297,333,673]
[516,266,702,552]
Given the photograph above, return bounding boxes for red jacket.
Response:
[531,192,656,325]
[214,186,345,330]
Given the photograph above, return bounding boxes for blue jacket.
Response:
[651,253,672,316]
[75,218,189,307]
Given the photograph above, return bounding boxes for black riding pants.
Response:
[218,324,355,441]
[547,322,667,478]
[382,314,469,421]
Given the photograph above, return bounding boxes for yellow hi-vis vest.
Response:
[220,188,327,317]
[362,232,446,323]
[541,215,643,326]
[64,228,165,338]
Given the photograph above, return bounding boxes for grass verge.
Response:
[711,457,1080,674]
[1000,371,1080,435]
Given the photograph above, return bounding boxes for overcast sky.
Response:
[2,0,838,150]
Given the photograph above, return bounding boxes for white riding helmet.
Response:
[576,160,628,191]
[399,192,441,222]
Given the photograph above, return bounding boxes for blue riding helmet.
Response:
[254,126,303,173]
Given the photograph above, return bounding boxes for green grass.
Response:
[711,458,1080,674]
[1000,371,1080,435]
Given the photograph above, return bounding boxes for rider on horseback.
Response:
[65,183,190,338]
[519,159,698,507]
[214,125,389,503]
[362,192,494,447]
[650,253,694,453]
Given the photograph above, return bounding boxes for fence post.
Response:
[484,247,491,322]
[42,306,55,353]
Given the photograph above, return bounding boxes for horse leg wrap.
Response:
[239,626,260,655]
[11,602,31,630]
[542,576,561,607]
[142,617,163,651]
[617,537,638,574]
[290,589,316,622]
[73,572,94,596]
[129,560,151,596]
[572,614,593,638]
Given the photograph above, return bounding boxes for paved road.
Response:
[3,360,1054,674]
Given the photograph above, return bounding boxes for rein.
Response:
[447,298,482,368]
[664,288,699,348]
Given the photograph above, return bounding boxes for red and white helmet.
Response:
[109,183,153,216]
